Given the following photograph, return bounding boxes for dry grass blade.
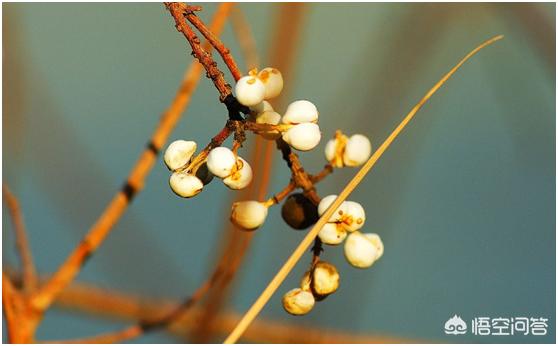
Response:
[223,34,504,344]
[30,2,234,313]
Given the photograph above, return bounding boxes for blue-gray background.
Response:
[2,2,555,343]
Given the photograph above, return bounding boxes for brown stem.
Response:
[30,3,234,314]
[3,185,37,293]
[310,163,334,184]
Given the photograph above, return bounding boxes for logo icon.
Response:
[444,314,467,335]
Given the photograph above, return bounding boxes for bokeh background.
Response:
[2,2,555,343]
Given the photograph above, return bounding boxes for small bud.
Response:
[318,222,347,245]
[343,134,372,167]
[223,157,253,190]
[344,231,384,269]
[258,67,283,99]
[282,123,321,151]
[341,201,366,232]
[230,200,268,230]
[317,195,348,223]
[164,140,197,171]
[282,288,315,316]
[206,147,237,179]
[169,172,203,198]
[255,110,282,140]
[249,100,274,115]
[282,100,319,125]
[281,193,319,230]
[311,261,340,296]
[235,76,266,106]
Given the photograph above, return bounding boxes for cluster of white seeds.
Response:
[164,140,206,198]
[325,131,372,168]
[282,261,340,315]
[317,195,384,268]
[236,68,322,152]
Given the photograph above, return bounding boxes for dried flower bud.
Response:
[318,195,348,223]
[282,288,315,316]
[311,261,340,296]
[343,134,372,167]
[164,140,197,171]
[282,123,321,151]
[230,200,268,230]
[318,222,347,245]
[344,231,384,268]
[258,67,283,99]
[235,75,266,106]
[206,147,237,178]
[169,172,203,198]
[281,193,319,230]
[282,100,319,125]
[223,157,253,190]
[341,201,366,232]
[256,110,282,140]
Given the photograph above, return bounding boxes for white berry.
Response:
[257,67,283,99]
[343,134,372,167]
[344,231,383,269]
[282,100,319,124]
[206,147,237,179]
[318,222,347,245]
[164,140,197,171]
[249,100,274,115]
[282,123,321,151]
[317,195,348,223]
[230,200,268,230]
[341,201,366,232]
[169,172,203,198]
[312,261,340,296]
[223,157,253,190]
[235,76,266,107]
[282,288,315,316]
[255,110,282,140]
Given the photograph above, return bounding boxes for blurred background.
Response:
[2,2,555,343]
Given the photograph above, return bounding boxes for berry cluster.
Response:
[163,66,384,316]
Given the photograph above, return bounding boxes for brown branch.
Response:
[2,273,19,342]
[310,163,334,184]
[30,3,234,314]
[3,185,38,293]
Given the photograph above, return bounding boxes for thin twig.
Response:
[3,185,38,293]
[31,3,235,313]
[223,35,504,344]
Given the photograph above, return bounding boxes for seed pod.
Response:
[341,201,366,232]
[282,123,321,151]
[169,172,203,198]
[235,75,266,106]
[255,110,282,140]
[344,231,384,269]
[343,134,372,167]
[223,157,253,190]
[206,147,237,179]
[318,222,347,245]
[281,193,319,230]
[164,140,197,171]
[317,195,348,223]
[230,200,268,230]
[282,100,319,124]
[257,67,283,99]
[282,288,315,316]
[311,261,340,296]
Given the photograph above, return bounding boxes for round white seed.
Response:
[318,222,347,245]
[343,134,372,167]
[282,288,315,316]
[169,172,203,198]
[282,100,319,125]
[230,200,268,230]
[223,157,253,190]
[164,140,197,171]
[235,76,266,107]
[258,67,283,99]
[282,123,321,151]
[206,147,237,179]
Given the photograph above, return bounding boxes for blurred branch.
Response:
[3,184,37,293]
[30,2,234,316]
[230,6,260,71]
